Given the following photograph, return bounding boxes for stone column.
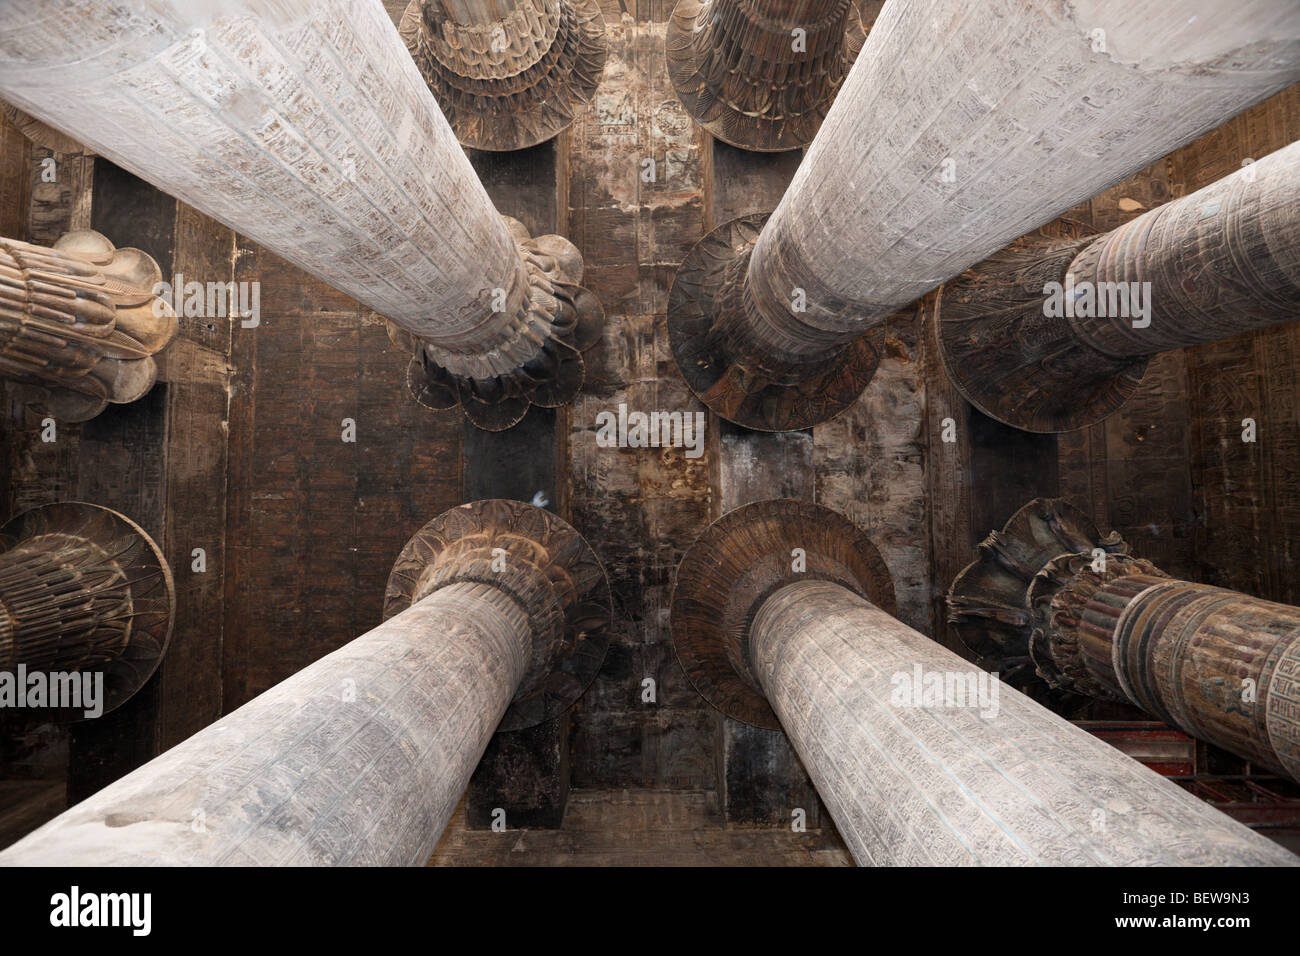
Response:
[668,0,1300,430]
[0,502,174,720]
[0,231,176,422]
[667,0,870,152]
[0,500,609,865]
[940,139,1300,432]
[400,0,606,151]
[672,499,1297,864]
[950,498,1300,785]
[0,0,603,430]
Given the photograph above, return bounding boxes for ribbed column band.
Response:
[0,534,133,674]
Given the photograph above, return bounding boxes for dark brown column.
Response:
[400,0,606,151]
[1,230,176,422]
[667,0,870,152]
[940,139,1300,432]
[673,500,1296,864]
[0,500,610,865]
[949,498,1300,784]
[0,502,173,720]
[668,0,1300,431]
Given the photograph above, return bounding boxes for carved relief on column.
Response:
[670,498,896,728]
[400,0,607,151]
[0,502,174,720]
[0,230,177,422]
[383,498,611,730]
[1,101,92,155]
[948,497,1300,783]
[936,232,1150,434]
[386,216,604,431]
[939,141,1300,433]
[667,0,875,152]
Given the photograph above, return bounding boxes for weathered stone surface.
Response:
[753,578,1297,865]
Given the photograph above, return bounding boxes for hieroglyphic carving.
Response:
[950,497,1300,783]
[939,141,1300,433]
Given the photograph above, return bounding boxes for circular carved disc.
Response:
[936,235,1148,433]
[671,499,896,728]
[668,214,880,432]
[401,0,608,152]
[0,502,174,721]
[666,0,868,152]
[383,499,610,731]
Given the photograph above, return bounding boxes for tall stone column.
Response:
[1,231,176,422]
[949,498,1300,785]
[400,0,606,151]
[668,0,1300,430]
[0,502,174,720]
[0,0,603,431]
[940,140,1300,432]
[672,500,1296,865]
[667,0,870,152]
[0,500,610,865]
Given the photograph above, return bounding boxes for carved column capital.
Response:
[386,216,604,431]
[401,0,607,151]
[667,0,872,152]
[0,230,177,422]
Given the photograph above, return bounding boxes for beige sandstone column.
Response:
[0,500,609,865]
[668,0,1300,430]
[0,0,603,430]
[672,500,1296,864]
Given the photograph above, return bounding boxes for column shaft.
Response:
[750,0,1300,348]
[952,498,1300,784]
[0,0,518,350]
[0,580,531,866]
[1069,141,1300,357]
[938,140,1300,431]
[0,0,604,428]
[1035,566,1300,783]
[0,499,610,865]
[750,579,1296,865]
[670,0,1300,430]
